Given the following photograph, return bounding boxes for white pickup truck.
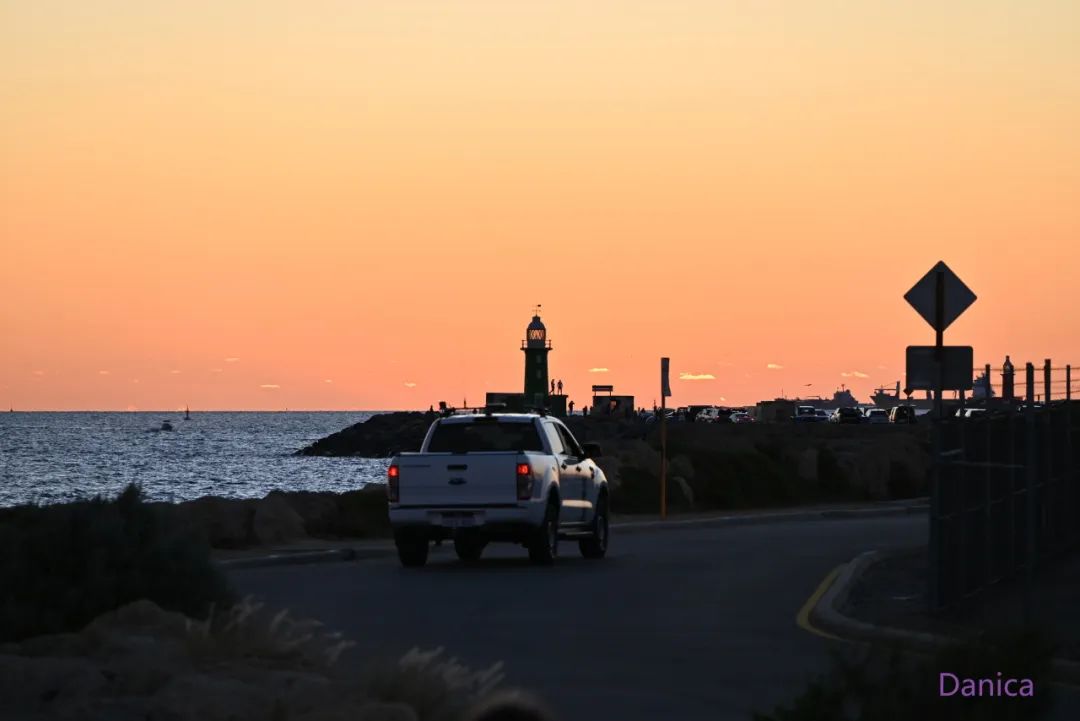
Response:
[387,413,610,567]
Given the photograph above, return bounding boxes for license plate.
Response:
[440,513,479,528]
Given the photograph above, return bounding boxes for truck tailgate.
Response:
[396,453,520,506]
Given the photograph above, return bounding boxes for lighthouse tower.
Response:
[522,306,552,409]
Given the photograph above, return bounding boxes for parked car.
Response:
[958,408,987,418]
[864,408,889,424]
[793,406,818,423]
[889,405,917,424]
[387,413,609,567]
[697,406,724,423]
[830,407,864,424]
[730,411,753,424]
[814,409,830,422]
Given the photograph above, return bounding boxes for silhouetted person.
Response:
[557,379,563,395]
[568,400,575,414]
[550,379,555,395]
[583,406,589,417]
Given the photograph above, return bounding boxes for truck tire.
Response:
[579,493,609,559]
[395,531,429,568]
[454,532,486,563]
[528,499,559,566]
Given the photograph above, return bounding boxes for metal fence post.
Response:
[1024,362,1037,625]
[1003,357,1015,403]
[1068,365,1072,401]
[1045,359,1052,405]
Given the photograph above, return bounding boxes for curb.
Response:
[613,503,928,534]
[218,546,393,570]
[808,550,1080,686]
[218,502,928,569]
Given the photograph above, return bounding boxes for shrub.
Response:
[0,484,234,643]
[754,629,1057,721]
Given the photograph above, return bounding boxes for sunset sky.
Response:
[3,1,1079,410]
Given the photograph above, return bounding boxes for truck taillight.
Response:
[387,464,400,503]
[516,463,533,500]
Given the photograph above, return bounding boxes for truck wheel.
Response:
[454,533,486,563]
[528,499,559,566]
[579,494,609,559]
[395,531,429,568]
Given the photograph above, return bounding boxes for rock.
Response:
[296,412,433,458]
[149,672,279,721]
[277,492,341,535]
[252,492,308,544]
[354,702,420,721]
[671,476,695,507]
[0,653,107,715]
[796,448,819,482]
[176,497,256,548]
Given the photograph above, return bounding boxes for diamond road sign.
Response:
[904,261,976,332]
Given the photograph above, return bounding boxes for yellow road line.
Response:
[795,566,1080,691]
[796,565,845,641]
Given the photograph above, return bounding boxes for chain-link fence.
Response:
[929,400,1080,612]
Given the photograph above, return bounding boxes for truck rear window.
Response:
[427,421,544,453]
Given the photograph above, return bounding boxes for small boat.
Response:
[160,420,174,431]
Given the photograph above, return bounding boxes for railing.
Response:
[929,400,1080,613]
[968,361,1077,403]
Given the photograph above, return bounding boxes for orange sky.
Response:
[3,1,1079,410]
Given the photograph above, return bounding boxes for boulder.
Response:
[296,412,433,457]
[796,448,819,482]
[278,492,343,536]
[251,492,308,545]
[176,497,255,548]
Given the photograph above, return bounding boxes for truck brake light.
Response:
[516,463,533,500]
[387,464,400,502]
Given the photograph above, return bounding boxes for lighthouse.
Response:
[522,306,552,409]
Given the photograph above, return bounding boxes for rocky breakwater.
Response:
[160,487,390,549]
[296,411,434,457]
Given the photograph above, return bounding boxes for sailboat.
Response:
[184,406,191,421]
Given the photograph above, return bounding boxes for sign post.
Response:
[660,357,671,520]
[904,261,976,611]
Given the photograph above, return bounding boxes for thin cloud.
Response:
[131,379,140,384]
[98,370,110,376]
[324,379,333,384]
[588,368,609,373]
[211,368,224,373]
[170,370,181,375]
[679,372,716,381]
[259,384,280,389]
[841,371,870,379]
[716,361,735,367]
[766,363,784,370]
[403,382,417,388]
[225,357,240,363]
[32,370,45,376]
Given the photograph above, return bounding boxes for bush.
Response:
[0,484,234,643]
[754,630,1057,721]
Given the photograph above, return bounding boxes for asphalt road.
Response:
[231,515,941,721]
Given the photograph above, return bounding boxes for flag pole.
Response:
[660,357,670,520]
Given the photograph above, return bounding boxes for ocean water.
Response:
[0,412,389,508]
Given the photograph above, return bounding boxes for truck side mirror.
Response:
[582,442,603,459]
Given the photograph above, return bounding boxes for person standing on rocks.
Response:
[569,400,575,415]
[557,379,563,395]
